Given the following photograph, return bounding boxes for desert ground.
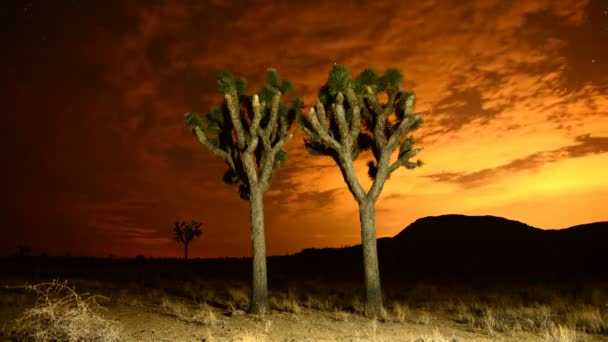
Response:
[1,256,607,341]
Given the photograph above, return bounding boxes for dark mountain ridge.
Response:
[290,214,608,282]
[2,215,604,285]
[392,214,542,241]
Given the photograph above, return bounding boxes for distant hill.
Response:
[288,215,608,281]
[392,214,542,241]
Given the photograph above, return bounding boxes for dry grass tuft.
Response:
[366,318,379,341]
[227,287,250,311]
[160,295,190,318]
[304,294,333,311]
[565,305,608,334]
[160,296,221,326]
[543,323,579,342]
[6,280,123,342]
[237,318,273,342]
[270,291,303,314]
[452,301,553,335]
[414,310,433,325]
[413,328,459,342]
[330,309,351,322]
[192,302,220,325]
[390,302,412,323]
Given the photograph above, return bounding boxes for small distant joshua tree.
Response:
[184,69,300,314]
[298,64,424,316]
[173,220,203,260]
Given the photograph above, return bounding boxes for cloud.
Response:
[425,134,608,186]
[3,0,607,257]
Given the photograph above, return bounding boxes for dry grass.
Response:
[543,323,579,342]
[4,280,123,342]
[413,328,459,342]
[390,302,413,323]
[564,305,608,334]
[330,309,351,322]
[4,276,608,341]
[269,291,303,314]
[235,317,273,342]
[227,286,250,311]
[159,295,221,325]
[447,299,556,335]
[366,318,379,341]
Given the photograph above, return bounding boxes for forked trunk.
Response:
[184,243,189,260]
[359,199,383,316]
[248,187,269,315]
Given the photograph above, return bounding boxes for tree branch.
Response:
[225,91,247,149]
[386,94,418,151]
[366,89,388,150]
[314,100,330,133]
[333,92,351,149]
[267,92,281,143]
[247,94,263,153]
[337,154,367,203]
[367,150,391,202]
[344,88,361,142]
[308,107,342,150]
[192,126,236,171]
[260,133,292,188]
[383,88,398,117]
[388,148,422,174]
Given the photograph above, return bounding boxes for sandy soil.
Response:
[102,304,590,342]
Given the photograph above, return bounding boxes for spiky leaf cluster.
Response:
[185,69,300,200]
[217,71,247,97]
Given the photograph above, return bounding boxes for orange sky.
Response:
[2,0,607,258]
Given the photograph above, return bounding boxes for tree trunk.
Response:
[359,199,383,316]
[248,187,269,315]
[184,243,189,260]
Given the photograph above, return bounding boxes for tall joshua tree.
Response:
[184,69,300,315]
[298,64,423,316]
[173,220,203,259]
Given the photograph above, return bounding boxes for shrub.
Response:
[7,280,123,342]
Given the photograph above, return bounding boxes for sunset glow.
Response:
[2,0,607,258]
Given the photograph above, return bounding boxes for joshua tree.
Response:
[184,69,300,315]
[173,220,203,259]
[298,64,423,316]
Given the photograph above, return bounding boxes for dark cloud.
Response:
[432,76,506,133]
[424,0,607,135]
[520,0,608,93]
[566,134,608,156]
[426,134,608,186]
[293,188,345,212]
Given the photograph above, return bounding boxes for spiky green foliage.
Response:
[376,68,403,92]
[354,67,379,95]
[184,69,299,200]
[217,71,247,96]
[327,64,351,97]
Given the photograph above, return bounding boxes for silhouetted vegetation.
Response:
[173,220,203,260]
